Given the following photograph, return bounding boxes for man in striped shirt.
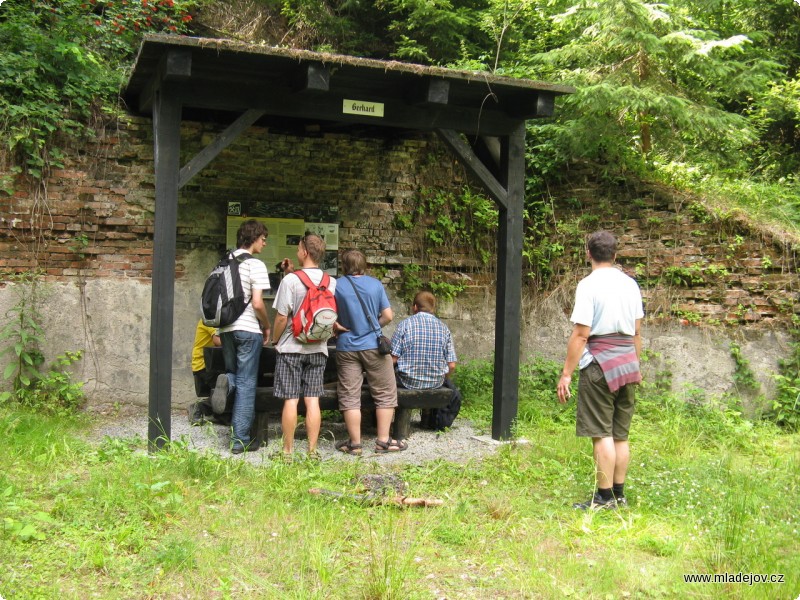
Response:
[557,231,644,510]
[212,219,272,455]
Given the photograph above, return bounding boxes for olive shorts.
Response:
[576,361,636,440]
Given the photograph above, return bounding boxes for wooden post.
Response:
[148,83,181,452]
[492,123,525,440]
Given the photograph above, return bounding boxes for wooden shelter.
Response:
[123,34,573,449]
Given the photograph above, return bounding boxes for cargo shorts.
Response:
[576,361,636,440]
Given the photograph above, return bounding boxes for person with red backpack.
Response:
[271,233,337,461]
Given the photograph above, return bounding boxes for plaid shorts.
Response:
[273,352,327,399]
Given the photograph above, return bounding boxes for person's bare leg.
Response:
[375,407,395,443]
[281,398,299,453]
[304,397,321,453]
[342,408,361,446]
[592,437,616,489]
[613,439,630,485]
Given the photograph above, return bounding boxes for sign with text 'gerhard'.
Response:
[343,99,384,118]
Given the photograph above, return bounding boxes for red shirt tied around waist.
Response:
[556,230,644,512]
[586,333,642,393]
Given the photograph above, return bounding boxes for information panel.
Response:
[226,202,339,277]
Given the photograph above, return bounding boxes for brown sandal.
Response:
[374,438,408,454]
[335,440,363,455]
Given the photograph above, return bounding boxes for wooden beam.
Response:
[536,94,555,118]
[134,49,191,117]
[294,62,330,93]
[435,129,508,208]
[163,49,192,80]
[179,109,266,189]
[480,135,502,170]
[174,84,521,136]
[502,92,557,119]
[409,78,450,105]
[492,123,525,440]
[148,83,181,452]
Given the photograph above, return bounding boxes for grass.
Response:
[1,358,799,599]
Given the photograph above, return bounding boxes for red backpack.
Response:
[291,270,338,343]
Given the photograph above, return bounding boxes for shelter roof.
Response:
[124,35,573,136]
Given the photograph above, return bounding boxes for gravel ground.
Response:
[85,409,503,466]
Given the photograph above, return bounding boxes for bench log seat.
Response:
[199,346,452,445]
[209,386,452,446]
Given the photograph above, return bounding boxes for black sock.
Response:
[612,483,625,498]
[597,487,613,501]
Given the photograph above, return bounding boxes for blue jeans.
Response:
[220,330,263,449]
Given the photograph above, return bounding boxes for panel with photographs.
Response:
[226,202,339,277]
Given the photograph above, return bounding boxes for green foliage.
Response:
[455,355,575,431]
[1,383,799,596]
[0,272,45,395]
[662,265,706,287]
[379,0,489,64]
[1,485,55,542]
[635,382,759,452]
[769,329,800,431]
[399,263,424,302]
[521,211,584,289]
[428,278,466,302]
[0,0,202,180]
[413,186,498,263]
[15,351,86,415]
[673,308,702,324]
[0,272,84,414]
[517,0,792,187]
[456,353,769,451]
[640,348,673,390]
[397,264,466,303]
[729,342,759,393]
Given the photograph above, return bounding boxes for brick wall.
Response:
[543,169,799,325]
[2,116,798,410]
[0,116,480,286]
[1,118,797,327]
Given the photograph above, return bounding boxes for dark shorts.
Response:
[576,361,636,440]
[273,352,327,399]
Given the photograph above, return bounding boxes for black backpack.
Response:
[200,251,252,328]
[434,378,462,431]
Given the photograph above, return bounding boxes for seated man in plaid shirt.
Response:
[390,291,460,430]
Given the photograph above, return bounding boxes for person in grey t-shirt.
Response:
[271,233,336,460]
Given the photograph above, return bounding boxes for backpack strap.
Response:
[294,269,313,289]
[228,250,253,309]
[294,269,329,289]
[228,250,252,262]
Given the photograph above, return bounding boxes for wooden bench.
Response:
[196,346,453,446]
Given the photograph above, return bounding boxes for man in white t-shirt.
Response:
[557,231,644,510]
[270,233,336,461]
[211,219,272,455]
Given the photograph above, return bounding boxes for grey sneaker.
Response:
[210,374,229,414]
[616,495,628,508]
[573,492,617,510]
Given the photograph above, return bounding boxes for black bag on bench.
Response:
[421,379,462,431]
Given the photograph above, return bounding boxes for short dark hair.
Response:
[413,291,436,313]
[341,249,367,275]
[587,230,617,263]
[301,232,326,264]
[237,219,267,248]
